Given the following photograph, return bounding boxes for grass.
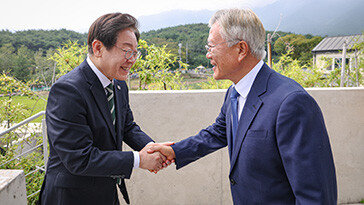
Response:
[127,74,211,90]
[1,92,48,123]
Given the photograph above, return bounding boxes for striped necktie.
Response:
[230,87,240,148]
[105,83,115,125]
[106,83,130,204]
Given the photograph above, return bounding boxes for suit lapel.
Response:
[113,80,125,150]
[229,96,263,172]
[80,60,117,145]
[229,63,272,173]
[90,85,117,143]
[226,87,233,158]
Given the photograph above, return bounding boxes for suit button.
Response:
[230,178,236,185]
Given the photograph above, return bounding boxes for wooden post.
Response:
[347,58,352,87]
[267,34,272,68]
[340,40,347,87]
[186,42,188,64]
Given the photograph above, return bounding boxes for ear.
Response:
[237,40,249,62]
[92,40,104,57]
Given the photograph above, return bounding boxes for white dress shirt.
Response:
[233,60,264,120]
[86,56,141,168]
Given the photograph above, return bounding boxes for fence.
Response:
[0,111,47,200]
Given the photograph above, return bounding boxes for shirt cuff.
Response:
[133,151,140,169]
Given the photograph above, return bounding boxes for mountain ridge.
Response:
[138,0,364,36]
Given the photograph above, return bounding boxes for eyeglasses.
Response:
[115,46,141,60]
[205,40,240,52]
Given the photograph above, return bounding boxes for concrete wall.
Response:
[308,88,364,204]
[0,170,27,205]
[120,88,364,205]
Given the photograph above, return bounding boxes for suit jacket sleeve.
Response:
[46,81,134,178]
[276,91,337,204]
[172,89,230,169]
[120,82,153,151]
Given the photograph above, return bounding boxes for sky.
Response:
[0,0,277,33]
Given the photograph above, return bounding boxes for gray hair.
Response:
[209,8,266,60]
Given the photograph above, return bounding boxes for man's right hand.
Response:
[139,146,167,171]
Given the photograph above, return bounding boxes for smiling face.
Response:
[206,23,244,84]
[97,28,138,81]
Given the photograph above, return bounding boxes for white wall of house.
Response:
[314,52,359,71]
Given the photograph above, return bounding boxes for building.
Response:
[311,34,363,71]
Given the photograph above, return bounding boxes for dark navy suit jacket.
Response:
[172,63,337,204]
[39,60,152,205]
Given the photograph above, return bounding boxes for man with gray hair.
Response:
[149,8,337,204]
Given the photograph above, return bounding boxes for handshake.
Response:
[138,142,176,173]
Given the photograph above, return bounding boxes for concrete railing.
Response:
[0,111,47,203]
[121,88,364,204]
[0,170,27,205]
[2,89,360,204]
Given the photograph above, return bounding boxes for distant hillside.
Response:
[0,29,87,52]
[0,23,314,69]
[255,0,364,36]
[138,10,214,32]
[141,23,293,68]
[141,23,210,69]
[138,0,364,36]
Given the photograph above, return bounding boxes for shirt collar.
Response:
[233,60,263,98]
[86,55,112,89]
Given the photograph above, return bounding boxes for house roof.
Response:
[312,34,363,53]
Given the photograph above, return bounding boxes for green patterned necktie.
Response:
[105,83,115,125]
[106,83,129,204]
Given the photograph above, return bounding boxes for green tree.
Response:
[0,29,87,52]
[351,34,364,86]
[33,49,57,87]
[13,46,34,81]
[50,40,87,80]
[132,40,187,90]
[272,50,324,87]
[141,23,210,69]
[273,34,323,66]
[0,73,46,204]
[0,74,36,127]
[0,43,16,74]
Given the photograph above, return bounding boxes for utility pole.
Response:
[355,50,359,86]
[178,43,182,69]
[185,42,188,65]
[347,57,352,87]
[266,13,283,68]
[340,40,347,87]
[267,33,272,68]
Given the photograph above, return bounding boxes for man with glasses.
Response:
[38,13,171,205]
[149,8,337,204]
